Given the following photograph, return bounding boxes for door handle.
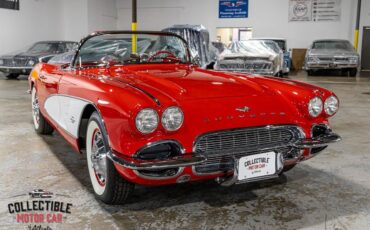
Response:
[39,74,46,80]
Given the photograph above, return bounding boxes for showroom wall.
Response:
[87,0,117,33]
[116,0,358,49]
[61,0,89,42]
[0,0,64,55]
[0,0,117,56]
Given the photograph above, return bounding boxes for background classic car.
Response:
[29,31,340,204]
[0,41,77,79]
[214,40,284,76]
[162,25,219,69]
[251,38,291,75]
[304,39,360,76]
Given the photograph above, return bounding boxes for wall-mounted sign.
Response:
[219,0,249,19]
[0,0,19,10]
[289,0,341,22]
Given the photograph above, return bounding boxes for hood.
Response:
[309,49,357,56]
[109,64,269,102]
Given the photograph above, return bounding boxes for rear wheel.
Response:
[86,112,134,204]
[31,87,54,135]
[6,74,19,79]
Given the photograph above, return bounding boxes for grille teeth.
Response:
[195,127,293,153]
[194,126,300,174]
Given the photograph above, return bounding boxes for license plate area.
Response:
[238,152,277,181]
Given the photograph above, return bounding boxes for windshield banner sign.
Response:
[219,0,248,19]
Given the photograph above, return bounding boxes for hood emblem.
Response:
[236,106,250,113]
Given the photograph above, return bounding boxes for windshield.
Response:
[271,40,286,51]
[312,41,353,50]
[228,41,279,56]
[75,33,190,67]
[28,42,76,54]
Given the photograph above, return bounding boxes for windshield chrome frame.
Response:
[71,31,193,69]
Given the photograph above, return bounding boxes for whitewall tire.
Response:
[86,112,134,204]
[31,87,54,135]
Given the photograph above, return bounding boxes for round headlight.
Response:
[308,97,323,117]
[324,96,339,116]
[28,60,35,66]
[162,106,184,131]
[135,109,159,134]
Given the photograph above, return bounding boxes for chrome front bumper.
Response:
[0,66,33,74]
[108,151,207,170]
[109,131,341,170]
[305,62,358,70]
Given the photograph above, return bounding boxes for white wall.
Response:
[0,0,366,56]
[61,0,89,42]
[0,0,64,55]
[87,0,117,34]
[116,0,359,49]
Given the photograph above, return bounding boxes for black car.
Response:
[0,41,77,79]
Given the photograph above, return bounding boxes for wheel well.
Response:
[78,104,97,153]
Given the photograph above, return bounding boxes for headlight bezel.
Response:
[324,96,339,116]
[307,56,318,63]
[348,56,359,64]
[308,97,323,118]
[161,106,184,132]
[135,108,159,134]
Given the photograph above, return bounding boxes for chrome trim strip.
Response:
[133,167,184,180]
[111,78,161,106]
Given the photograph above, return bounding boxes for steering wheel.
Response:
[147,50,180,63]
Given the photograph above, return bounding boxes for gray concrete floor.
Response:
[0,72,370,230]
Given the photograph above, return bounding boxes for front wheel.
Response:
[31,87,54,135]
[86,112,134,204]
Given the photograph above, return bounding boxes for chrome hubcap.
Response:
[32,93,40,125]
[91,130,107,186]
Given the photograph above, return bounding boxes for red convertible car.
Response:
[28,31,341,204]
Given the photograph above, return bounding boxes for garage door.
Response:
[361,26,370,71]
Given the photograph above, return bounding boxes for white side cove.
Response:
[44,95,90,138]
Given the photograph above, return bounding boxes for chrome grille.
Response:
[334,57,349,62]
[219,63,272,72]
[2,57,33,67]
[194,126,301,174]
[318,57,333,62]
